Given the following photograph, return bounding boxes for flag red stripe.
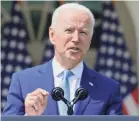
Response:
[132,87,139,105]
[122,103,128,115]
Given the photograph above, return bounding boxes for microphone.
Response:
[71,87,88,105]
[51,87,68,104]
[51,87,72,115]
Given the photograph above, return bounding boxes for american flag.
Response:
[95,1,139,115]
[41,37,54,63]
[1,1,33,112]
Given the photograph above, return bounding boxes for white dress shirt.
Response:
[52,57,83,115]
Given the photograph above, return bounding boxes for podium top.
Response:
[1,116,139,121]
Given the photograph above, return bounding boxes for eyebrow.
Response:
[65,26,89,31]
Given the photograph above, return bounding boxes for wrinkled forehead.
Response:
[56,8,91,29]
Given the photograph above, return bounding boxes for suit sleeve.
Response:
[2,73,25,115]
[106,83,123,115]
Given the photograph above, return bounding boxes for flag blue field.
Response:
[95,1,139,115]
[1,1,33,111]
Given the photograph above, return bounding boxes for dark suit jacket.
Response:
[3,59,122,115]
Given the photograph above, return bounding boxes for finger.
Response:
[38,93,44,105]
[30,96,43,107]
[27,99,39,111]
[31,88,49,96]
[30,92,48,105]
[38,88,49,96]
[43,94,49,106]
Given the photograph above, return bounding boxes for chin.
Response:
[67,56,82,62]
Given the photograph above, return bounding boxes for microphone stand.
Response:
[60,96,73,115]
[51,87,88,115]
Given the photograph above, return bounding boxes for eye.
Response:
[65,29,73,33]
[80,31,87,35]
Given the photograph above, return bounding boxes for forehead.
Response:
[57,9,91,28]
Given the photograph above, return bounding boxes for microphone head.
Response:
[51,87,64,101]
[75,87,88,100]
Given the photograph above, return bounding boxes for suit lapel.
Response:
[38,61,97,115]
[38,60,59,115]
[74,63,96,115]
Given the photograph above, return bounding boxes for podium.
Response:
[1,116,139,121]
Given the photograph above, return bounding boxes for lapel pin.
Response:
[89,82,93,87]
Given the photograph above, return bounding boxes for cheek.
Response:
[55,36,69,50]
[59,35,71,47]
[82,40,91,50]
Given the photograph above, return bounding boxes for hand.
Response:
[25,88,49,116]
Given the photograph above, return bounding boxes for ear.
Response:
[49,26,55,45]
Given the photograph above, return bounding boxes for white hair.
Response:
[51,3,95,34]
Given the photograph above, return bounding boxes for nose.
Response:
[72,31,79,43]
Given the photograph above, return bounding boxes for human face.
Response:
[49,9,93,63]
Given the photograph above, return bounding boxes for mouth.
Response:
[68,47,80,52]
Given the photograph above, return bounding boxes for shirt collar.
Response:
[52,57,83,79]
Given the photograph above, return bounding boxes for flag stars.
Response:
[111,12,117,20]
[18,42,25,50]
[13,15,20,24]
[116,49,123,57]
[106,58,114,67]
[95,2,138,103]
[110,23,117,31]
[117,37,124,45]
[130,76,137,85]
[1,100,6,109]
[101,33,108,42]
[4,27,10,35]
[2,39,8,47]
[108,35,115,43]
[103,21,109,29]
[19,30,26,38]
[122,63,129,72]
[100,45,107,54]
[15,66,22,72]
[114,72,121,80]
[115,60,121,69]
[11,28,18,36]
[25,56,32,64]
[121,74,128,83]
[124,51,130,59]
[120,86,127,94]
[6,64,13,73]
[17,54,24,62]
[108,46,115,55]
[8,52,15,61]
[105,70,113,78]
[104,9,111,17]
[10,40,17,48]
[1,1,33,112]
[4,76,11,85]
[1,51,6,60]
[2,88,9,97]
[117,26,123,33]
[99,58,105,65]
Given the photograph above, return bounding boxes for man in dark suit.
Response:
[3,3,122,115]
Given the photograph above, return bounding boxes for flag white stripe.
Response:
[124,94,138,115]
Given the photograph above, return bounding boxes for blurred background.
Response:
[1,0,139,115]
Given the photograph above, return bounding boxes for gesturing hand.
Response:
[25,88,49,116]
